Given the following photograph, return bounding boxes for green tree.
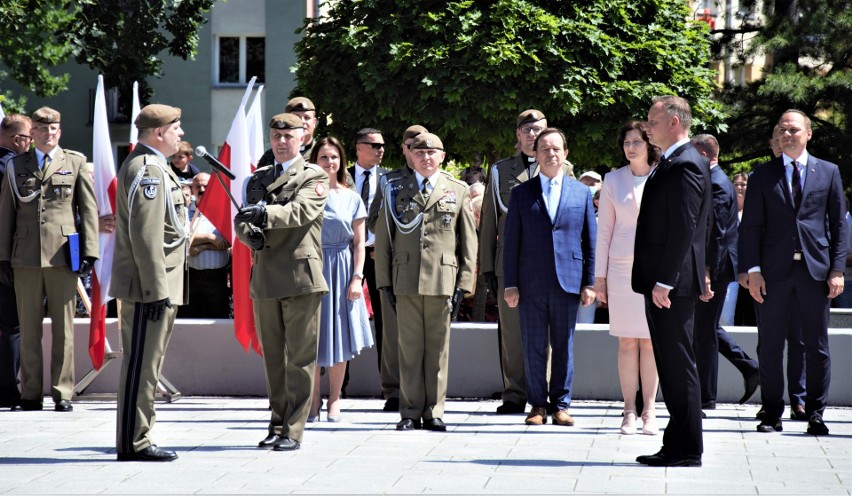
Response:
[0,0,215,114]
[713,0,850,178]
[293,0,725,170]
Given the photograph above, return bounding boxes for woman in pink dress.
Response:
[594,121,660,435]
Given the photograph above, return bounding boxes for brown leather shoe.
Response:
[553,409,575,426]
[525,406,547,425]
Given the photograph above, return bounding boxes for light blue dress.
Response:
[317,189,374,367]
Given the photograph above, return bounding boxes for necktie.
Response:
[361,170,371,206]
[791,162,802,209]
[42,154,51,170]
[421,177,430,200]
[547,179,558,221]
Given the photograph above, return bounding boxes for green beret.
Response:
[32,107,61,124]
[284,97,315,113]
[409,132,444,151]
[402,125,428,142]
[135,104,181,129]
[517,109,545,128]
[269,113,304,130]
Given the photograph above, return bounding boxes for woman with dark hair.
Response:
[307,137,373,422]
[594,121,661,435]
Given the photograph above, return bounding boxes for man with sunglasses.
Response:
[479,109,574,416]
[0,107,99,413]
[347,128,393,407]
[0,114,32,410]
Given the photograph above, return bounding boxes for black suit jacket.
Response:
[632,142,712,297]
[348,164,389,228]
[738,155,847,282]
[706,164,738,284]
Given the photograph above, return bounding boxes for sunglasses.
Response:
[358,142,384,150]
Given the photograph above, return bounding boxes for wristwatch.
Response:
[352,272,365,280]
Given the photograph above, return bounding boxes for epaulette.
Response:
[439,169,467,187]
[304,162,324,174]
[385,170,406,182]
[64,149,86,159]
[491,155,516,168]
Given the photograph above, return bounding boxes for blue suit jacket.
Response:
[706,165,739,284]
[502,175,596,296]
[738,155,847,282]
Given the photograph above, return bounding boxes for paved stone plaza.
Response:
[0,397,849,494]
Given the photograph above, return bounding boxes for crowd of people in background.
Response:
[0,94,845,465]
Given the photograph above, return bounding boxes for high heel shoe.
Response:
[641,410,658,435]
[620,410,637,435]
[327,399,342,423]
[308,399,323,423]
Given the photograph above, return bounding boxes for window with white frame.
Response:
[216,36,265,84]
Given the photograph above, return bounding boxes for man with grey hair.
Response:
[632,95,711,467]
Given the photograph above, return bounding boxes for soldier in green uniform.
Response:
[111,104,187,462]
[257,97,319,167]
[375,133,477,432]
[367,124,426,412]
[479,109,575,415]
[0,107,99,413]
[234,113,329,452]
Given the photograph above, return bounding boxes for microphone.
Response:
[194,146,236,180]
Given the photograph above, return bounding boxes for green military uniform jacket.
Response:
[478,154,574,277]
[0,148,98,267]
[367,166,412,234]
[110,144,188,304]
[375,170,477,297]
[234,156,329,299]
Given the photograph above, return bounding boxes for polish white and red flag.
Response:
[88,75,118,369]
[198,77,262,354]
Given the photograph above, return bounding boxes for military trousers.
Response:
[254,292,321,443]
[396,294,451,421]
[380,290,400,401]
[497,276,526,405]
[116,300,177,455]
[14,266,76,403]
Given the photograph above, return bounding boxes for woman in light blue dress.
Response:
[309,137,374,422]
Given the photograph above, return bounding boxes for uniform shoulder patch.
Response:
[143,183,158,199]
[315,181,326,196]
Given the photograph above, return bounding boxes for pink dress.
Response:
[595,165,651,338]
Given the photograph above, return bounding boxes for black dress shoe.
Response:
[272,437,300,451]
[117,445,178,462]
[701,401,716,410]
[755,407,766,421]
[396,418,421,430]
[19,399,42,411]
[739,371,760,404]
[806,414,829,436]
[790,405,809,421]
[54,400,73,412]
[757,419,782,433]
[496,401,526,414]
[637,451,702,467]
[383,398,399,412]
[423,418,447,432]
[258,434,280,448]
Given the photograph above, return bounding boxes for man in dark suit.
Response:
[632,95,711,467]
[347,128,396,409]
[691,134,759,410]
[503,128,596,428]
[739,109,847,436]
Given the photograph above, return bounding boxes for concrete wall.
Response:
[44,320,852,406]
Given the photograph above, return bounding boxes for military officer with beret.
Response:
[235,113,329,452]
[367,124,427,412]
[257,97,319,167]
[375,133,477,432]
[0,107,99,413]
[479,109,574,415]
[111,104,187,462]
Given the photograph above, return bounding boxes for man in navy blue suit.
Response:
[739,110,847,436]
[632,95,711,467]
[691,134,759,410]
[502,128,596,427]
